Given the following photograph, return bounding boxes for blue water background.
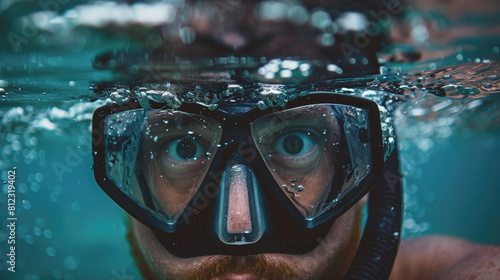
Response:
[1,0,500,279]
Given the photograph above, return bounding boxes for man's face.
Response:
[127,105,367,279]
[122,1,379,278]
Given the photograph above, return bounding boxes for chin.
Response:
[126,202,364,280]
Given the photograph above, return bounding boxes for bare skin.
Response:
[391,236,500,280]
[130,207,500,279]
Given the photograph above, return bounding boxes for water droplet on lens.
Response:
[231,165,241,172]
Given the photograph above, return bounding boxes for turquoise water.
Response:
[1,1,500,279]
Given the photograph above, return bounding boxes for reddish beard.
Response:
[186,255,300,280]
[127,221,300,280]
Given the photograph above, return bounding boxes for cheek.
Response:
[131,218,213,279]
[264,201,364,279]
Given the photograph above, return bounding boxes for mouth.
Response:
[221,274,261,280]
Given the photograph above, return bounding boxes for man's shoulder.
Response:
[390,235,500,280]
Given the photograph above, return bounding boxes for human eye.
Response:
[274,131,316,156]
[161,136,206,164]
[270,129,322,169]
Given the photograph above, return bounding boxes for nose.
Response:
[216,164,265,245]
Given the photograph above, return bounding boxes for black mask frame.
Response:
[92,92,393,260]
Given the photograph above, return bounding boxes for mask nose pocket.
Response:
[216,164,265,245]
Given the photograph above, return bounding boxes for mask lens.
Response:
[251,104,372,220]
[103,109,222,224]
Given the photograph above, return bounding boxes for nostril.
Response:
[227,166,252,234]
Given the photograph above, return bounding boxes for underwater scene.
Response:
[0,0,499,279]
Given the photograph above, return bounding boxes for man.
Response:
[92,0,500,279]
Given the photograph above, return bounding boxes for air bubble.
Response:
[287,5,309,25]
[54,185,63,195]
[53,270,63,279]
[326,64,343,74]
[34,226,42,236]
[50,193,59,202]
[30,182,40,192]
[36,217,45,227]
[22,200,32,210]
[46,247,56,257]
[310,9,331,29]
[63,255,79,270]
[299,63,310,72]
[25,235,34,245]
[19,183,28,193]
[44,229,53,239]
[34,172,43,183]
[280,69,292,78]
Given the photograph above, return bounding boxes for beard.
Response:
[127,222,300,280]
[185,255,300,280]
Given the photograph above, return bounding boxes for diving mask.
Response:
[92,92,394,257]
